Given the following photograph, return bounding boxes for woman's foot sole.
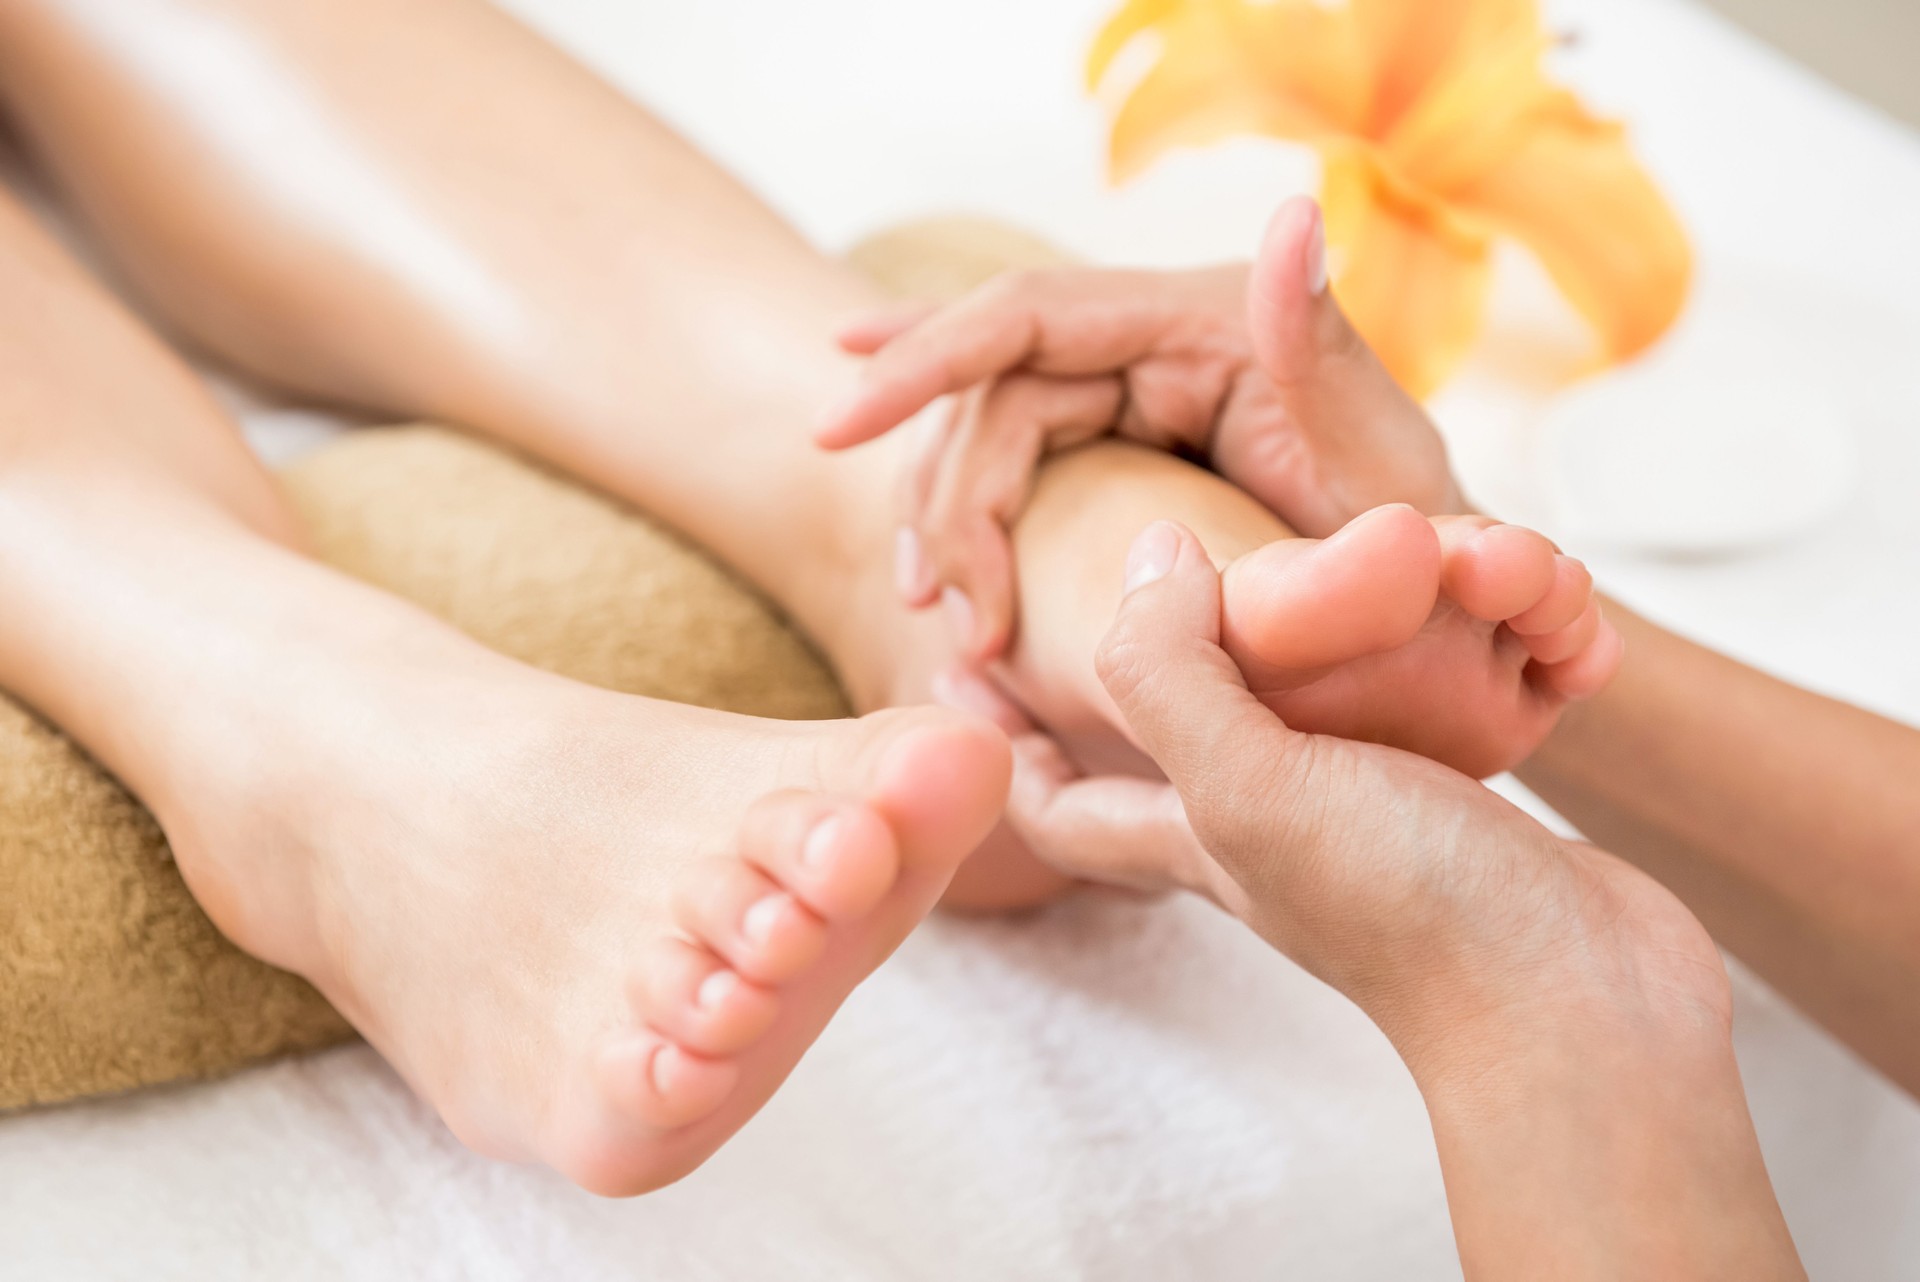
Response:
[165,665,1010,1199]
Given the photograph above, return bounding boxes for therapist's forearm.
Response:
[1519,601,1920,1095]
[1413,990,1801,1281]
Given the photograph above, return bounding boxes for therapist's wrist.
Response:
[1407,983,1801,1280]
[1348,874,1805,1280]
[1337,831,1733,1085]
[1399,955,1728,1110]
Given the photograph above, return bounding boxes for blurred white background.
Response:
[1703,0,1920,127]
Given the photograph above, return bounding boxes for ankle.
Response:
[775,418,947,714]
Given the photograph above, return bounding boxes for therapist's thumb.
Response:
[1096,522,1290,803]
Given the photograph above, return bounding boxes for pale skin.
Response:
[0,0,1612,1204]
[0,182,1017,1195]
[824,193,1920,1102]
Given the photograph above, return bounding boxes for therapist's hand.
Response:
[939,519,1802,1279]
[944,518,1715,1051]
[818,197,1462,661]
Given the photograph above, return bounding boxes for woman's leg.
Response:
[0,184,1007,1192]
[0,0,886,688]
[0,0,1300,688]
[0,0,1594,890]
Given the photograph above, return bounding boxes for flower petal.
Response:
[1087,0,1180,91]
[1090,0,1370,182]
[1450,98,1692,364]
[1381,29,1558,193]
[1350,0,1541,132]
[1105,44,1325,183]
[1321,146,1495,399]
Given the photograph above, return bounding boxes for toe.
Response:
[629,937,780,1058]
[672,857,828,986]
[828,707,1012,877]
[1507,555,1595,636]
[1534,617,1626,701]
[1219,503,1440,673]
[1433,517,1560,622]
[1519,599,1602,665]
[739,793,900,922]
[595,1032,740,1131]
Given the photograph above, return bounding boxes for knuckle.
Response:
[962,508,1009,561]
[979,268,1064,323]
[1093,628,1153,704]
[979,460,1038,524]
[990,372,1046,411]
[980,269,1038,309]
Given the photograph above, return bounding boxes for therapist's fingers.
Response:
[834,303,937,355]
[1095,522,1285,786]
[1006,770,1230,904]
[911,374,1125,660]
[815,268,1175,450]
[1248,196,1372,389]
[931,665,1231,902]
[1095,521,1356,871]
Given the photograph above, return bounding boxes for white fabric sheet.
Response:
[4,0,1918,1277]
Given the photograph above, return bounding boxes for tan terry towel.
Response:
[0,218,1066,1113]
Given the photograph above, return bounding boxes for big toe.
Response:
[1220,503,1442,674]
[824,707,1011,875]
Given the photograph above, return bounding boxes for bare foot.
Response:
[1220,506,1621,780]
[977,443,1616,777]
[157,643,1007,1196]
[922,447,1617,910]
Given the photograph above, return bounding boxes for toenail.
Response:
[741,893,792,944]
[1123,522,1180,594]
[696,968,738,1010]
[801,815,843,870]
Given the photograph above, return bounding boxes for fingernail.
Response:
[645,1040,674,1093]
[931,665,1013,724]
[942,587,975,645]
[929,667,974,712]
[696,969,738,1010]
[1123,521,1181,595]
[894,527,932,600]
[1305,206,1329,296]
[801,815,842,869]
[742,893,791,944]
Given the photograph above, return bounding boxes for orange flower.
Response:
[1088,0,1693,397]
